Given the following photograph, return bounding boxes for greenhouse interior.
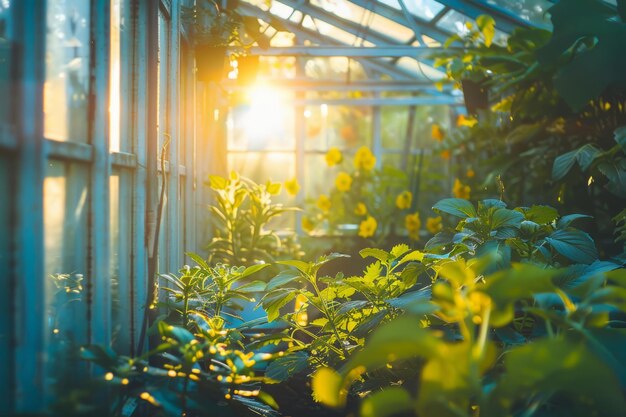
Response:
[1,0,626,416]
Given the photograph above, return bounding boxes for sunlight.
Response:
[239,84,289,148]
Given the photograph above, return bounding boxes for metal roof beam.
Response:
[276,0,401,46]
[347,0,453,43]
[243,45,449,57]
[238,2,422,80]
[294,96,462,106]
[434,0,534,32]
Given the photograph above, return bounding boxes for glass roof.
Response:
[236,0,598,97]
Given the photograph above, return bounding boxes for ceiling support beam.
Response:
[242,45,449,58]
[294,96,462,106]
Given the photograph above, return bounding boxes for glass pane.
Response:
[304,105,372,152]
[109,0,121,152]
[44,160,89,395]
[0,154,12,412]
[158,11,170,154]
[382,105,450,150]
[109,169,132,352]
[44,0,91,142]
[0,1,14,128]
[436,9,472,35]
[484,0,553,27]
[228,86,295,151]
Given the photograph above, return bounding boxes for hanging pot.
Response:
[461,78,489,116]
[195,45,227,83]
[237,55,259,86]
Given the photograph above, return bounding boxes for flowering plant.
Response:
[303,146,421,243]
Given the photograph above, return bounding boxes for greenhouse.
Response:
[1,0,626,416]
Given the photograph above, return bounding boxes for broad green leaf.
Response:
[576,144,602,171]
[546,229,598,264]
[186,252,211,270]
[360,387,413,417]
[433,198,477,218]
[615,126,626,153]
[208,175,227,190]
[158,321,195,344]
[398,250,425,265]
[524,205,559,224]
[557,213,592,229]
[266,351,309,382]
[236,280,267,293]
[552,144,601,180]
[490,208,524,230]
[312,368,345,407]
[360,248,390,262]
[437,259,475,287]
[240,263,270,279]
[277,259,311,275]
[598,159,626,198]
[265,270,303,291]
[390,244,410,258]
[260,289,296,322]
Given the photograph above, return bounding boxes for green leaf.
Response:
[546,229,598,264]
[615,126,626,153]
[266,351,309,382]
[265,270,302,291]
[240,263,270,279]
[260,289,296,322]
[397,250,425,265]
[490,208,524,230]
[437,259,475,287]
[433,198,477,218]
[186,252,210,270]
[525,205,559,224]
[476,15,496,47]
[208,175,227,190]
[360,248,391,262]
[158,321,195,344]
[557,213,592,229]
[277,260,311,275]
[598,159,626,198]
[390,244,410,258]
[552,144,601,180]
[360,387,413,417]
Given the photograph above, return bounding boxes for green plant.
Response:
[206,173,299,266]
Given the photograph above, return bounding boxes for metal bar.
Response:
[347,0,452,43]
[294,96,462,106]
[434,0,532,32]
[44,139,94,162]
[88,0,112,350]
[241,45,448,57]
[238,2,419,80]
[276,0,400,45]
[111,151,138,168]
[397,0,424,42]
[13,0,47,412]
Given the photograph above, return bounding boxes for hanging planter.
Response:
[461,78,489,115]
[195,45,228,83]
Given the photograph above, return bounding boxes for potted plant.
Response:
[182,1,242,83]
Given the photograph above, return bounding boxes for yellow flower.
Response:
[316,194,331,212]
[325,147,343,166]
[395,191,413,210]
[453,178,471,199]
[426,216,443,234]
[284,177,300,196]
[335,172,352,192]
[405,212,421,241]
[440,149,451,160]
[302,217,315,233]
[456,114,478,127]
[294,293,308,326]
[354,146,376,171]
[358,216,377,238]
[466,168,475,178]
[431,124,445,141]
[354,202,367,216]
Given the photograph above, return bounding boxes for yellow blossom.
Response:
[453,178,471,199]
[440,149,451,160]
[405,212,421,241]
[294,294,308,326]
[335,172,352,192]
[284,177,300,196]
[395,191,413,210]
[456,114,478,127]
[354,146,376,171]
[431,124,445,141]
[358,216,377,238]
[325,147,343,166]
[302,217,315,233]
[426,216,443,234]
[466,168,475,178]
[316,194,331,212]
[354,202,367,216]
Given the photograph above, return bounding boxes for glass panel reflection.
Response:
[0,1,13,128]
[304,105,372,152]
[44,160,89,395]
[44,0,91,142]
[109,0,121,152]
